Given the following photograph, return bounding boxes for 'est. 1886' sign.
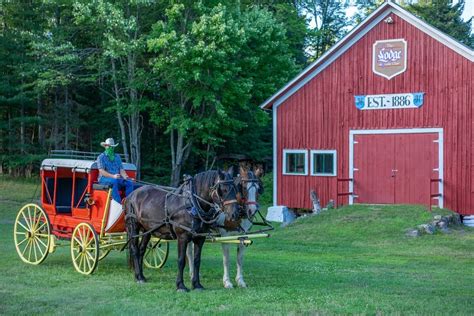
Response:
[354,92,424,110]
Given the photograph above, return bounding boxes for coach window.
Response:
[283,149,308,175]
[311,150,337,176]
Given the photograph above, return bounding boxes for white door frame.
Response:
[349,128,444,208]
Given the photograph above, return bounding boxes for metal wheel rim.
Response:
[14,203,51,265]
[144,239,169,269]
[71,223,99,275]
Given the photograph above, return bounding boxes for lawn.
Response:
[0,176,473,315]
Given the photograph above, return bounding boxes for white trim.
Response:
[282,149,308,176]
[273,107,277,206]
[310,150,337,177]
[259,1,473,110]
[259,2,393,110]
[273,10,391,109]
[348,128,443,208]
[372,38,407,80]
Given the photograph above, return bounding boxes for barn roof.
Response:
[41,158,137,171]
[260,1,474,110]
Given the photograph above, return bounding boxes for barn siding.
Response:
[277,13,473,214]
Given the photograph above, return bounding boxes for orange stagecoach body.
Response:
[40,157,137,239]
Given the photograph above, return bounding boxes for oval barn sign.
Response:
[373,39,407,79]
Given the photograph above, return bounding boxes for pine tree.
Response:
[407,0,473,48]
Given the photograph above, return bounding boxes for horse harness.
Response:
[126,174,239,239]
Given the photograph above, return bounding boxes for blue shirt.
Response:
[97,153,123,181]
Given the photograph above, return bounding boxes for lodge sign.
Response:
[373,39,407,79]
[354,92,424,110]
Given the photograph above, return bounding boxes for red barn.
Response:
[261,2,473,215]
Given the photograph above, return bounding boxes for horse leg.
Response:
[125,204,144,283]
[191,236,206,290]
[221,243,233,288]
[137,233,151,282]
[176,235,190,292]
[235,243,247,288]
[186,241,194,281]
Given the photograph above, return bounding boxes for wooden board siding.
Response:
[277,13,473,214]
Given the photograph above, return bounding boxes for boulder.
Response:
[433,215,442,220]
[405,229,420,237]
[437,221,448,229]
[417,224,435,235]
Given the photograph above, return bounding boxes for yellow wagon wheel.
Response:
[14,203,51,265]
[71,223,99,275]
[144,239,169,269]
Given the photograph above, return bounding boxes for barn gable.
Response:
[265,1,474,215]
[260,1,473,111]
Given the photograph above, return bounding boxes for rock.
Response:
[433,215,442,220]
[417,224,435,235]
[405,229,420,237]
[440,227,451,234]
[326,200,334,210]
[437,221,448,229]
[452,214,461,225]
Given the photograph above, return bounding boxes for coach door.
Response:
[351,130,441,207]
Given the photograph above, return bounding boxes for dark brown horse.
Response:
[124,168,239,292]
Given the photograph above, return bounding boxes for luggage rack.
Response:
[49,150,129,161]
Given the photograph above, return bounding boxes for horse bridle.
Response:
[238,176,261,218]
[210,179,239,208]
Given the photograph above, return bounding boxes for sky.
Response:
[345,1,474,21]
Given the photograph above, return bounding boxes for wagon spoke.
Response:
[32,209,40,230]
[17,221,29,232]
[36,221,47,233]
[21,212,32,230]
[72,236,81,246]
[32,239,38,262]
[16,237,28,247]
[73,251,82,262]
[27,237,33,261]
[36,233,50,238]
[86,251,95,261]
[85,255,92,272]
[21,239,31,256]
[35,235,48,250]
[27,206,32,227]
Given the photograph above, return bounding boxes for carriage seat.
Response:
[92,183,112,191]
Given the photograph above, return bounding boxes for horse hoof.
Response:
[224,281,234,289]
[177,288,190,293]
[136,279,147,284]
[237,281,247,288]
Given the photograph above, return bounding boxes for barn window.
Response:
[311,150,337,176]
[283,149,308,175]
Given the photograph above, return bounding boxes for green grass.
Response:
[1,176,473,315]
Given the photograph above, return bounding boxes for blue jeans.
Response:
[99,177,134,203]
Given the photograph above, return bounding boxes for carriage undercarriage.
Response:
[14,152,270,279]
[14,196,270,275]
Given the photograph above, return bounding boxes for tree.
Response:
[297,0,351,60]
[407,0,473,48]
[148,2,297,185]
[73,0,161,178]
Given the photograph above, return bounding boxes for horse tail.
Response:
[124,197,137,270]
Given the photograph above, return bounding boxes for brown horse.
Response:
[124,168,239,292]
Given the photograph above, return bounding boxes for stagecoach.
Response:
[13,150,269,276]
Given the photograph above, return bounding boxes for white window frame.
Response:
[282,149,308,176]
[310,150,337,176]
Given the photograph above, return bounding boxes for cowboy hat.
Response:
[100,138,119,148]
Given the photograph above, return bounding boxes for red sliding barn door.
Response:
[353,132,439,206]
[354,134,395,204]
